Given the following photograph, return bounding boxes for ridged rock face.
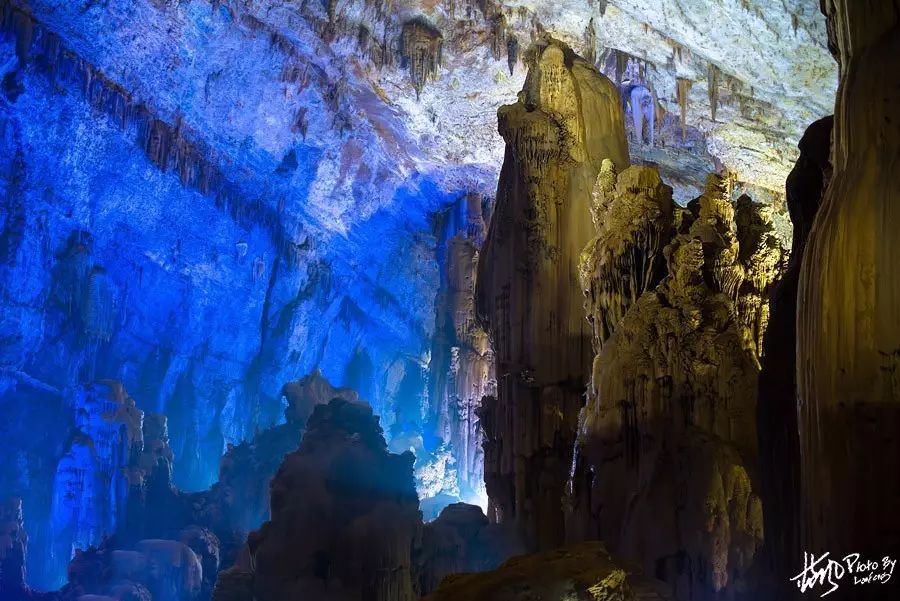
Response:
[423,541,672,601]
[797,0,900,560]
[475,36,628,550]
[577,173,785,600]
[756,115,832,597]
[224,398,421,601]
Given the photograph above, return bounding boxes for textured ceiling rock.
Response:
[13,0,835,214]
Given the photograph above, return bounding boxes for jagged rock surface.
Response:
[475,36,628,550]
[796,0,900,567]
[577,173,785,600]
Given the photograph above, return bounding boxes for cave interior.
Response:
[0,1,897,600]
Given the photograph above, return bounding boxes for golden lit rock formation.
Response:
[475,35,629,550]
[797,0,900,563]
[575,173,785,600]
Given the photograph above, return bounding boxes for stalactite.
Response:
[506,34,518,75]
[489,13,507,61]
[676,77,692,142]
[614,49,628,85]
[0,0,315,271]
[583,18,597,65]
[708,63,720,122]
[400,17,443,100]
[82,267,116,340]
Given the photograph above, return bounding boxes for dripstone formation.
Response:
[575,171,785,600]
[475,36,629,551]
[797,0,900,570]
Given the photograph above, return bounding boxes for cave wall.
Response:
[796,0,900,562]
[475,36,629,550]
[0,5,469,590]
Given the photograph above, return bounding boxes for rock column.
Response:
[475,36,628,550]
[797,0,900,564]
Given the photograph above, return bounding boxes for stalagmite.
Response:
[475,36,628,550]
[797,0,900,565]
[576,173,782,600]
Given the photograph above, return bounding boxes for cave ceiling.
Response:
[22,0,835,215]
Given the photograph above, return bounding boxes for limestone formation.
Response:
[423,541,671,601]
[579,164,675,352]
[475,36,629,550]
[0,497,29,600]
[61,537,201,601]
[400,18,443,99]
[797,0,900,566]
[576,173,783,600]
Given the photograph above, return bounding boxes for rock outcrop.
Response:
[797,0,900,568]
[475,36,629,550]
[417,502,523,595]
[424,540,671,601]
[577,172,785,600]
[219,398,421,601]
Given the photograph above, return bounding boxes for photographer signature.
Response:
[791,552,897,597]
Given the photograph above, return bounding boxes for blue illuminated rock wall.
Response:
[0,5,478,588]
